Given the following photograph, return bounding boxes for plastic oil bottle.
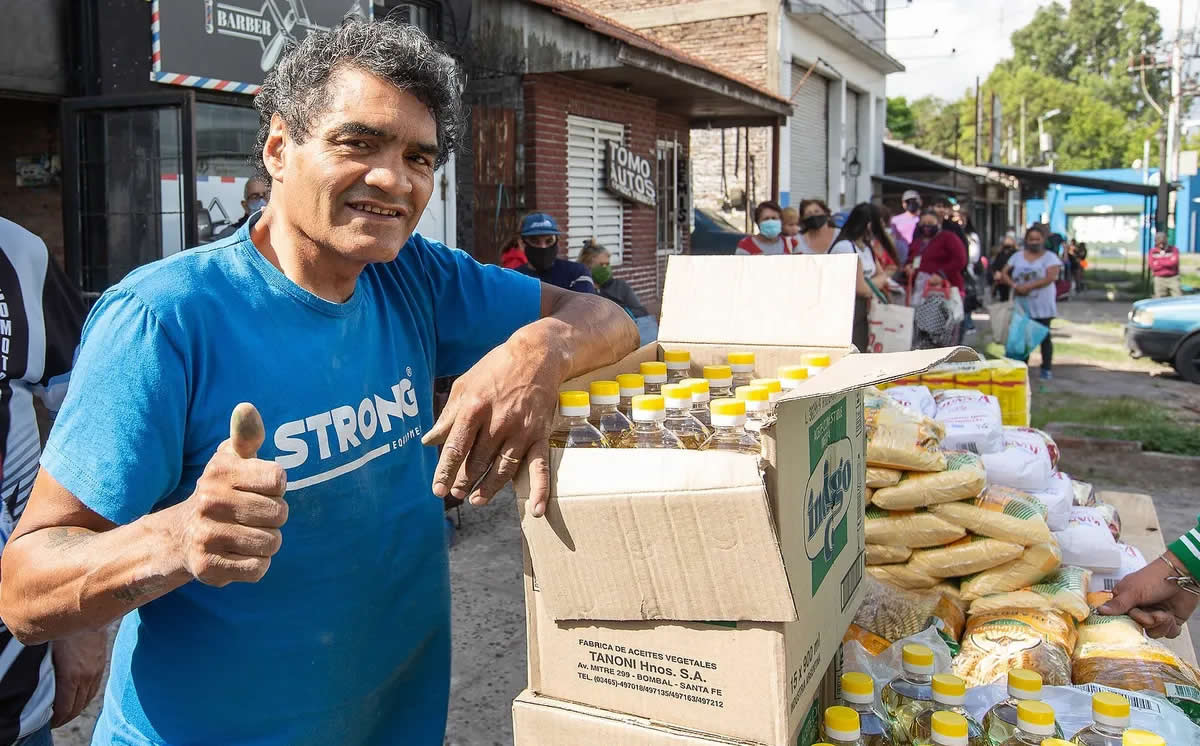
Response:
[995,701,1057,745]
[629,395,685,449]
[662,383,710,449]
[881,644,936,743]
[549,391,608,448]
[587,380,633,448]
[616,373,644,419]
[1119,730,1165,746]
[735,385,772,433]
[837,672,893,745]
[751,377,783,412]
[664,349,692,383]
[1042,740,1075,746]
[910,675,983,745]
[703,399,760,454]
[823,706,867,746]
[911,711,980,746]
[680,377,712,428]
[640,361,668,395]
[778,365,809,393]
[983,670,1063,743]
[804,352,833,378]
[704,364,734,399]
[1067,691,1129,746]
[728,351,756,388]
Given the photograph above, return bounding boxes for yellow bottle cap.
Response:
[558,391,590,416]
[1092,691,1130,726]
[931,710,968,739]
[840,672,874,705]
[710,398,745,417]
[631,394,665,412]
[932,674,966,704]
[661,384,693,410]
[703,365,733,384]
[639,361,667,380]
[1040,740,1074,746]
[803,352,832,367]
[616,373,645,395]
[778,365,809,380]
[589,380,620,405]
[750,378,782,394]
[1122,730,1166,746]
[1007,668,1043,698]
[680,378,710,400]
[1016,701,1055,735]
[822,706,860,740]
[902,643,935,673]
[728,352,755,371]
[735,385,770,402]
[663,349,691,366]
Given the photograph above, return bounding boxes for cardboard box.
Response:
[516,256,976,744]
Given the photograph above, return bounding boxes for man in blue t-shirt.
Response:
[0,20,636,746]
[514,212,597,293]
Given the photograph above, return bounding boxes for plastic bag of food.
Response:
[854,575,960,643]
[866,505,967,547]
[843,623,891,655]
[868,563,940,590]
[934,392,1005,454]
[1089,543,1149,593]
[982,434,1055,491]
[867,544,913,565]
[968,567,1092,623]
[866,466,903,488]
[1072,479,1098,507]
[1028,472,1074,531]
[1054,507,1122,573]
[1004,426,1060,467]
[885,385,937,418]
[1073,606,1200,699]
[960,542,1062,600]
[930,488,1053,546]
[866,401,947,472]
[906,535,1025,578]
[953,607,1077,686]
[1094,502,1122,541]
[871,452,987,510]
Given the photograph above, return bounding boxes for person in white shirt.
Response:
[998,225,1062,380]
[829,203,894,352]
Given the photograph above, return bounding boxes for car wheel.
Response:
[1174,335,1200,383]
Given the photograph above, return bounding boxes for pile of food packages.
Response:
[833,374,1200,744]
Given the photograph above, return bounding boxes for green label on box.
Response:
[796,698,820,746]
[805,400,851,595]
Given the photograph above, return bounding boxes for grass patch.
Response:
[1082,267,1200,294]
[1053,341,1138,364]
[1031,394,1200,456]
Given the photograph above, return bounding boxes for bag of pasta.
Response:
[953,607,1076,686]
[866,544,912,565]
[930,486,1052,546]
[853,576,966,651]
[866,505,967,548]
[865,397,947,472]
[906,535,1024,578]
[960,541,1062,600]
[967,566,1092,622]
[866,466,903,488]
[867,563,940,590]
[1073,604,1200,697]
[871,451,987,510]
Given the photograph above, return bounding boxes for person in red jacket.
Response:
[905,209,967,300]
[1149,231,1182,298]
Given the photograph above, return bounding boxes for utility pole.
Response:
[1168,0,1184,185]
[1019,97,1026,167]
[974,77,982,166]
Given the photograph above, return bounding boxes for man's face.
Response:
[904,198,921,214]
[1156,232,1167,248]
[264,66,439,265]
[933,203,949,220]
[521,233,559,271]
[242,178,269,214]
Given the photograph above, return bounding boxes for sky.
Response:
[886,0,1199,102]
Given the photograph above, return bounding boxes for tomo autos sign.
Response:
[151,0,370,93]
[605,141,657,207]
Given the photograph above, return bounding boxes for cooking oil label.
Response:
[805,400,851,594]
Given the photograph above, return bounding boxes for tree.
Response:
[886,97,915,140]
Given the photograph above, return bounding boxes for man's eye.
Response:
[344,139,369,150]
[409,154,432,166]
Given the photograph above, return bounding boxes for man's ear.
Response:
[262,113,288,184]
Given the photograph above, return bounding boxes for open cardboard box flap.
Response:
[516,449,794,622]
[780,346,982,401]
[658,254,858,347]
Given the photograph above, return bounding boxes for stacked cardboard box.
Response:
[512,256,976,745]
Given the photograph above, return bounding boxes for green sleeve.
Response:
[1168,517,1200,580]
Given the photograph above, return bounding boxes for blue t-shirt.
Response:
[41,219,540,745]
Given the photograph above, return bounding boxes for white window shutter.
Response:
[566,115,624,265]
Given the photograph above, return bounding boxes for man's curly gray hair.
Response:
[252,18,465,180]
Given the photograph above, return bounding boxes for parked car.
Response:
[689,207,745,255]
[1125,295,1200,383]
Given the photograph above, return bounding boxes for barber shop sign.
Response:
[605,141,657,207]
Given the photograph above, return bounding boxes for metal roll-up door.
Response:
[789,65,828,204]
[845,89,860,204]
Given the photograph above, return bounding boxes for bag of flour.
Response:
[982,434,1055,492]
[1053,506,1122,573]
[934,391,1005,454]
[886,385,937,418]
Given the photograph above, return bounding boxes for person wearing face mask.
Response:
[931,194,968,246]
[212,176,270,240]
[578,240,657,345]
[999,225,1062,380]
[991,236,1019,302]
[890,189,922,246]
[905,209,967,302]
[514,213,597,293]
[830,203,896,351]
[736,201,796,255]
[794,199,838,254]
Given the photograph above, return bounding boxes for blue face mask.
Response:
[758,219,782,239]
[247,197,267,213]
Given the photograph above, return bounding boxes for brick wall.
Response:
[589,0,685,10]
[523,73,688,313]
[645,15,769,88]
[0,99,65,268]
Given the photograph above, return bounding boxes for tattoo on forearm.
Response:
[44,527,95,551]
[112,576,171,604]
